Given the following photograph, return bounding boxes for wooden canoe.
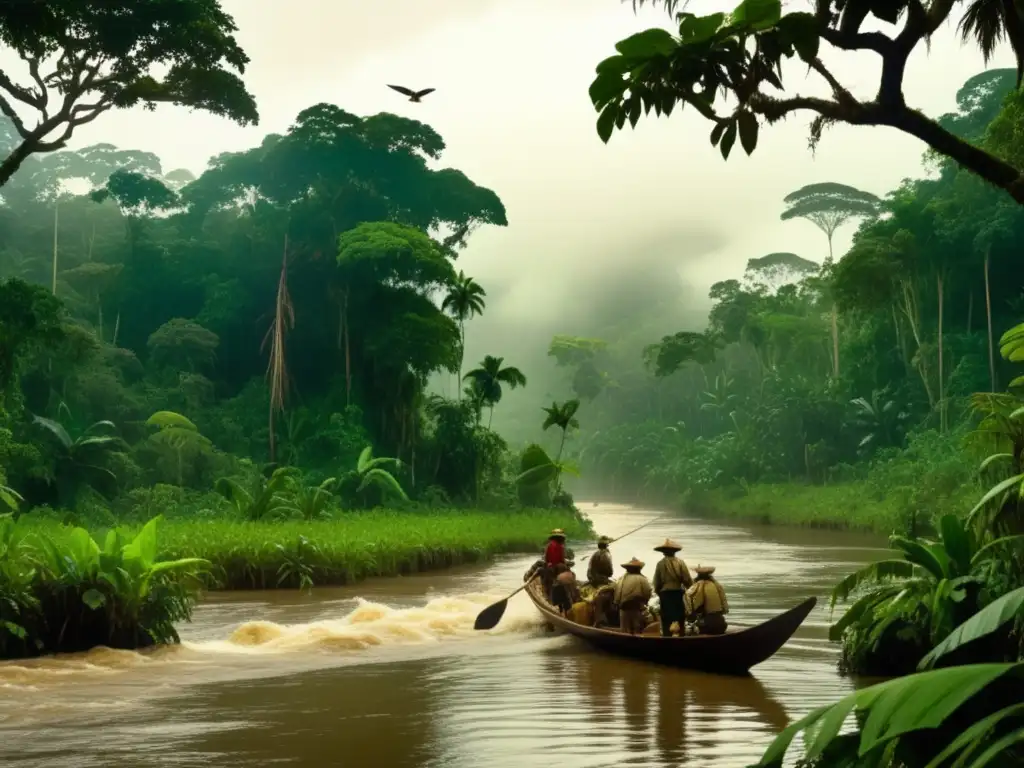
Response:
[526,580,816,675]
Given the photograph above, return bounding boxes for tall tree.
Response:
[780,183,881,377]
[780,184,882,263]
[462,355,527,427]
[595,0,1024,205]
[0,0,258,188]
[441,271,486,400]
[744,252,820,294]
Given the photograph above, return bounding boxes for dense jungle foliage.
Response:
[560,67,1024,530]
[0,98,590,516]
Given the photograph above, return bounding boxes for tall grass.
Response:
[687,430,980,535]
[23,507,593,590]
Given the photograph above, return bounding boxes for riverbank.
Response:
[14,507,593,590]
[0,507,591,659]
[687,479,979,535]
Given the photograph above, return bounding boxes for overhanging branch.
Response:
[0,92,28,137]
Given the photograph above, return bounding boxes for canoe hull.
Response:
[526,582,815,675]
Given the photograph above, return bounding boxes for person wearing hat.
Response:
[652,539,693,638]
[541,529,567,600]
[684,565,729,635]
[586,535,614,587]
[612,557,653,635]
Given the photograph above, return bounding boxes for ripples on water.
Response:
[0,505,884,767]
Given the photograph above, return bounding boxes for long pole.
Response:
[581,516,666,561]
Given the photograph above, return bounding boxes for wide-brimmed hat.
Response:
[653,538,682,553]
[621,557,645,570]
[597,535,612,547]
[694,565,715,575]
[548,529,566,540]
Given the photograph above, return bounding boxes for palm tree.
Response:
[462,355,527,427]
[341,445,408,508]
[32,415,126,505]
[441,271,486,400]
[542,399,581,464]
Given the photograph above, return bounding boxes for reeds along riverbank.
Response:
[154,507,593,589]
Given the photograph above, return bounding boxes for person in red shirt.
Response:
[544,529,566,567]
[541,529,567,599]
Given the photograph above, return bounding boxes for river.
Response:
[0,504,885,767]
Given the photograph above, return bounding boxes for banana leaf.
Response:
[751,663,1024,767]
[919,586,1024,671]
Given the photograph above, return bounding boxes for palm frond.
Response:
[829,559,917,608]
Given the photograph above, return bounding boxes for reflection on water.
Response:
[0,504,885,767]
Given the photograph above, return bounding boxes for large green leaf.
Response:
[753,663,1024,765]
[919,586,1024,670]
[938,514,973,575]
[517,443,557,486]
[0,485,22,512]
[31,414,73,450]
[146,410,198,431]
[998,321,1024,362]
[730,0,782,30]
[123,515,160,569]
[890,535,948,579]
[776,12,820,61]
[614,28,677,58]
[679,12,726,44]
[357,468,407,500]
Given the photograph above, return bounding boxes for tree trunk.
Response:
[488,405,494,429]
[967,290,973,335]
[343,290,352,406]
[458,318,465,402]
[51,199,59,295]
[113,311,121,347]
[900,281,935,406]
[826,233,839,377]
[831,304,839,378]
[985,249,997,392]
[937,273,944,433]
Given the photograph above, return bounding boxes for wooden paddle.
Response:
[473,515,665,630]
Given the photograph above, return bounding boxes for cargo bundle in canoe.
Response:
[526,580,816,676]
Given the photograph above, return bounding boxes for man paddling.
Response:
[652,538,692,637]
[587,535,614,587]
[613,557,653,635]
[685,565,729,635]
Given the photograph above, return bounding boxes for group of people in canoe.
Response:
[524,529,730,637]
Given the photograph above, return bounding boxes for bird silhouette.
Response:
[387,85,435,103]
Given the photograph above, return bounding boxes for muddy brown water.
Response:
[0,504,885,767]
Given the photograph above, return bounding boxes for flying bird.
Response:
[387,85,435,103]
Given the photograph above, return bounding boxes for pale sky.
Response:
[1,0,1014,403]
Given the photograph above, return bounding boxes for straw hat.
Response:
[621,557,645,571]
[694,565,716,575]
[653,538,682,553]
[548,529,566,540]
[597,535,612,547]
